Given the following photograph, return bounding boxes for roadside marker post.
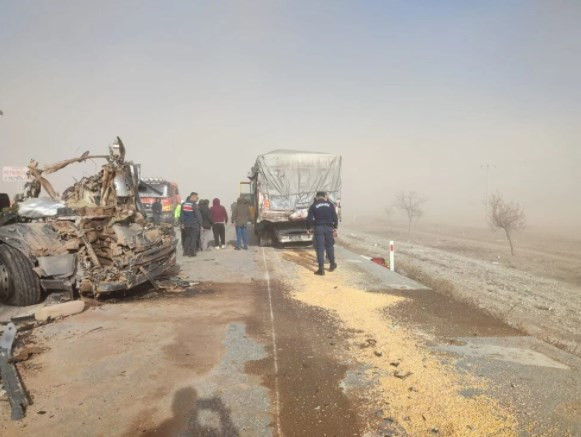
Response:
[389,240,395,271]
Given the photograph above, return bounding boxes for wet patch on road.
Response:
[384,289,523,339]
[246,278,365,437]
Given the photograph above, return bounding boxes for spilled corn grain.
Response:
[282,250,518,436]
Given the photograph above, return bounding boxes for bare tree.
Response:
[394,191,426,232]
[488,192,526,256]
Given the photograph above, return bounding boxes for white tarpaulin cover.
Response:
[251,150,342,211]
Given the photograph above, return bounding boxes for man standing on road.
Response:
[307,191,338,276]
[210,198,228,249]
[199,199,214,251]
[180,192,202,257]
[151,198,162,225]
[232,196,251,250]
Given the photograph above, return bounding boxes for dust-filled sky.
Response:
[1,1,580,231]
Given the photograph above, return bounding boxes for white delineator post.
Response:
[389,240,395,271]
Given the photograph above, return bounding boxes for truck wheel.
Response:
[0,245,42,306]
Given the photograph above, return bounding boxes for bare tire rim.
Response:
[0,258,12,302]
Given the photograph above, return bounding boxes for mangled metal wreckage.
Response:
[0,138,177,306]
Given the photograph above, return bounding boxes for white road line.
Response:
[262,247,283,437]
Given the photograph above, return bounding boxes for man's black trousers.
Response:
[314,225,335,268]
[183,226,200,255]
[212,223,226,246]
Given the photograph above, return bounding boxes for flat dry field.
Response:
[360,221,581,286]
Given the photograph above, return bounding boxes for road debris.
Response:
[139,266,161,291]
[0,323,30,420]
[359,338,377,349]
[34,301,86,321]
[9,346,44,363]
[393,370,413,380]
[156,277,200,293]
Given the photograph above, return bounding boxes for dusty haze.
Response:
[1,1,580,232]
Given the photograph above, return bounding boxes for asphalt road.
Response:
[0,229,579,436]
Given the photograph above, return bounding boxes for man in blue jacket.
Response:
[179,192,203,257]
[307,191,338,276]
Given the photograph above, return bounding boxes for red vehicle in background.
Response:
[139,178,181,224]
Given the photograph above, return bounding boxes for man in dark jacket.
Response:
[199,199,213,251]
[232,197,251,250]
[210,198,228,249]
[307,191,338,275]
[151,198,162,224]
[179,192,203,256]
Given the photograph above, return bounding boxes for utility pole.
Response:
[481,164,495,218]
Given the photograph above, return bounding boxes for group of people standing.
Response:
[177,192,252,257]
[175,190,338,276]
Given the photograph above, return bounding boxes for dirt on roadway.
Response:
[0,228,579,436]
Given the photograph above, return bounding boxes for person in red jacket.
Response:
[210,198,228,249]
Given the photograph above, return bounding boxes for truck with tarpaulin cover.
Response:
[243,150,342,246]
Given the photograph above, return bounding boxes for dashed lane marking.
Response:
[262,247,283,437]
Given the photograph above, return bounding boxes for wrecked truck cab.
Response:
[0,138,178,306]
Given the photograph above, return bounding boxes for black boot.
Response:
[314,267,325,276]
[329,262,337,272]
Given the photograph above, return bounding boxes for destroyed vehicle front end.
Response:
[0,138,178,306]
